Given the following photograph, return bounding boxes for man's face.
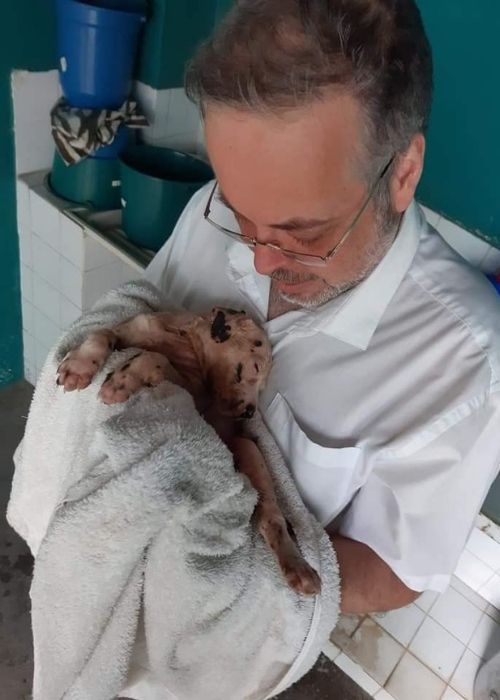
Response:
[204,94,395,308]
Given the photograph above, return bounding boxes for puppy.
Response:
[57,307,321,596]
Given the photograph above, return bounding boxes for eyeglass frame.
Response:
[203,156,395,268]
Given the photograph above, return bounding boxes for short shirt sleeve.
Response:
[339,395,500,592]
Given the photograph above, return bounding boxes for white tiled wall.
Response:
[11,70,61,175]
[134,82,204,156]
[17,175,144,385]
[327,515,500,699]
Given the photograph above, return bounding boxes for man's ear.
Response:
[390,133,426,213]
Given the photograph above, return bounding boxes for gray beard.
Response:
[276,216,401,309]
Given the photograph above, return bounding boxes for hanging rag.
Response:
[51,97,149,165]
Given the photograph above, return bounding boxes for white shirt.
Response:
[145,183,500,593]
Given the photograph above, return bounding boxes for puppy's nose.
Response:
[242,404,255,419]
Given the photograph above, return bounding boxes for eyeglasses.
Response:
[203,156,395,268]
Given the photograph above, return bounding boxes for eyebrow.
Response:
[217,188,337,233]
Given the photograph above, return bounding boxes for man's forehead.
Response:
[204,94,365,220]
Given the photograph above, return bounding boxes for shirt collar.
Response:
[226,200,424,350]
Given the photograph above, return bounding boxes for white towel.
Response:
[7,281,340,700]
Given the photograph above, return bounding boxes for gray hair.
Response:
[186,0,433,226]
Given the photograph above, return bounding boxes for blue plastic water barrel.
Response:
[56,0,147,109]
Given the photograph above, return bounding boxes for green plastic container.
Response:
[50,151,122,210]
[120,145,213,251]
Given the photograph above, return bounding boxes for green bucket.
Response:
[120,146,213,252]
[50,150,122,210]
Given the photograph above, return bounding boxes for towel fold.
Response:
[7,281,340,700]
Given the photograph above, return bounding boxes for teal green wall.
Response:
[417,1,500,246]
[0,4,57,386]
[137,0,223,89]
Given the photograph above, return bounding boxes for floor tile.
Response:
[322,640,342,661]
[414,590,439,613]
[409,617,465,681]
[344,618,405,686]
[375,689,396,699]
[442,686,465,700]
[477,574,500,610]
[372,604,426,647]
[466,529,500,572]
[451,576,489,612]
[385,652,446,700]
[331,614,365,648]
[450,648,484,699]
[430,586,483,645]
[455,550,496,591]
[334,653,381,695]
[468,613,500,662]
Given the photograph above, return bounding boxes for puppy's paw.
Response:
[282,555,322,597]
[57,351,101,392]
[98,352,174,405]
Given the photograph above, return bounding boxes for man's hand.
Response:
[331,534,420,614]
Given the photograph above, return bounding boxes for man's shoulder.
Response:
[403,226,500,383]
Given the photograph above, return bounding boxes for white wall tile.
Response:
[385,652,446,700]
[30,187,60,251]
[60,296,82,331]
[120,262,141,285]
[60,216,84,269]
[34,340,51,376]
[18,226,33,269]
[371,604,426,647]
[468,613,500,661]
[24,364,37,387]
[486,604,500,625]
[409,617,465,681]
[23,331,35,370]
[82,262,123,309]
[32,235,61,288]
[20,264,33,303]
[34,309,60,351]
[16,179,31,229]
[467,529,500,572]
[455,550,496,592]
[32,275,60,327]
[430,587,483,645]
[84,235,122,271]
[450,649,484,700]
[11,69,59,175]
[60,259,83,308]
[334,652,381,695]
[344,618,405,686]
[21,297,34,334]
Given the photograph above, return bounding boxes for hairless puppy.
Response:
[57,307,321,596]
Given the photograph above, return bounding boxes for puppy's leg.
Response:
[57,313,174,392]
[98,351,184,404]
[230,436,321,596]
[57,329,119,391]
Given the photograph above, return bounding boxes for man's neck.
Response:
[267,280,302,321]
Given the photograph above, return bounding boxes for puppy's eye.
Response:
[254,340,263,347]
[254,364,260,373]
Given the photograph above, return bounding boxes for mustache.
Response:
[271,269,318,284]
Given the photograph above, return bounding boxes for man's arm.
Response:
[331,534,420,614]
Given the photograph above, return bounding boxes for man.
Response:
[145,0,500,615]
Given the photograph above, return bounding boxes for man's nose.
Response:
[253,242,285,276]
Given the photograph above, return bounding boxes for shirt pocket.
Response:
[264,392,364,527]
